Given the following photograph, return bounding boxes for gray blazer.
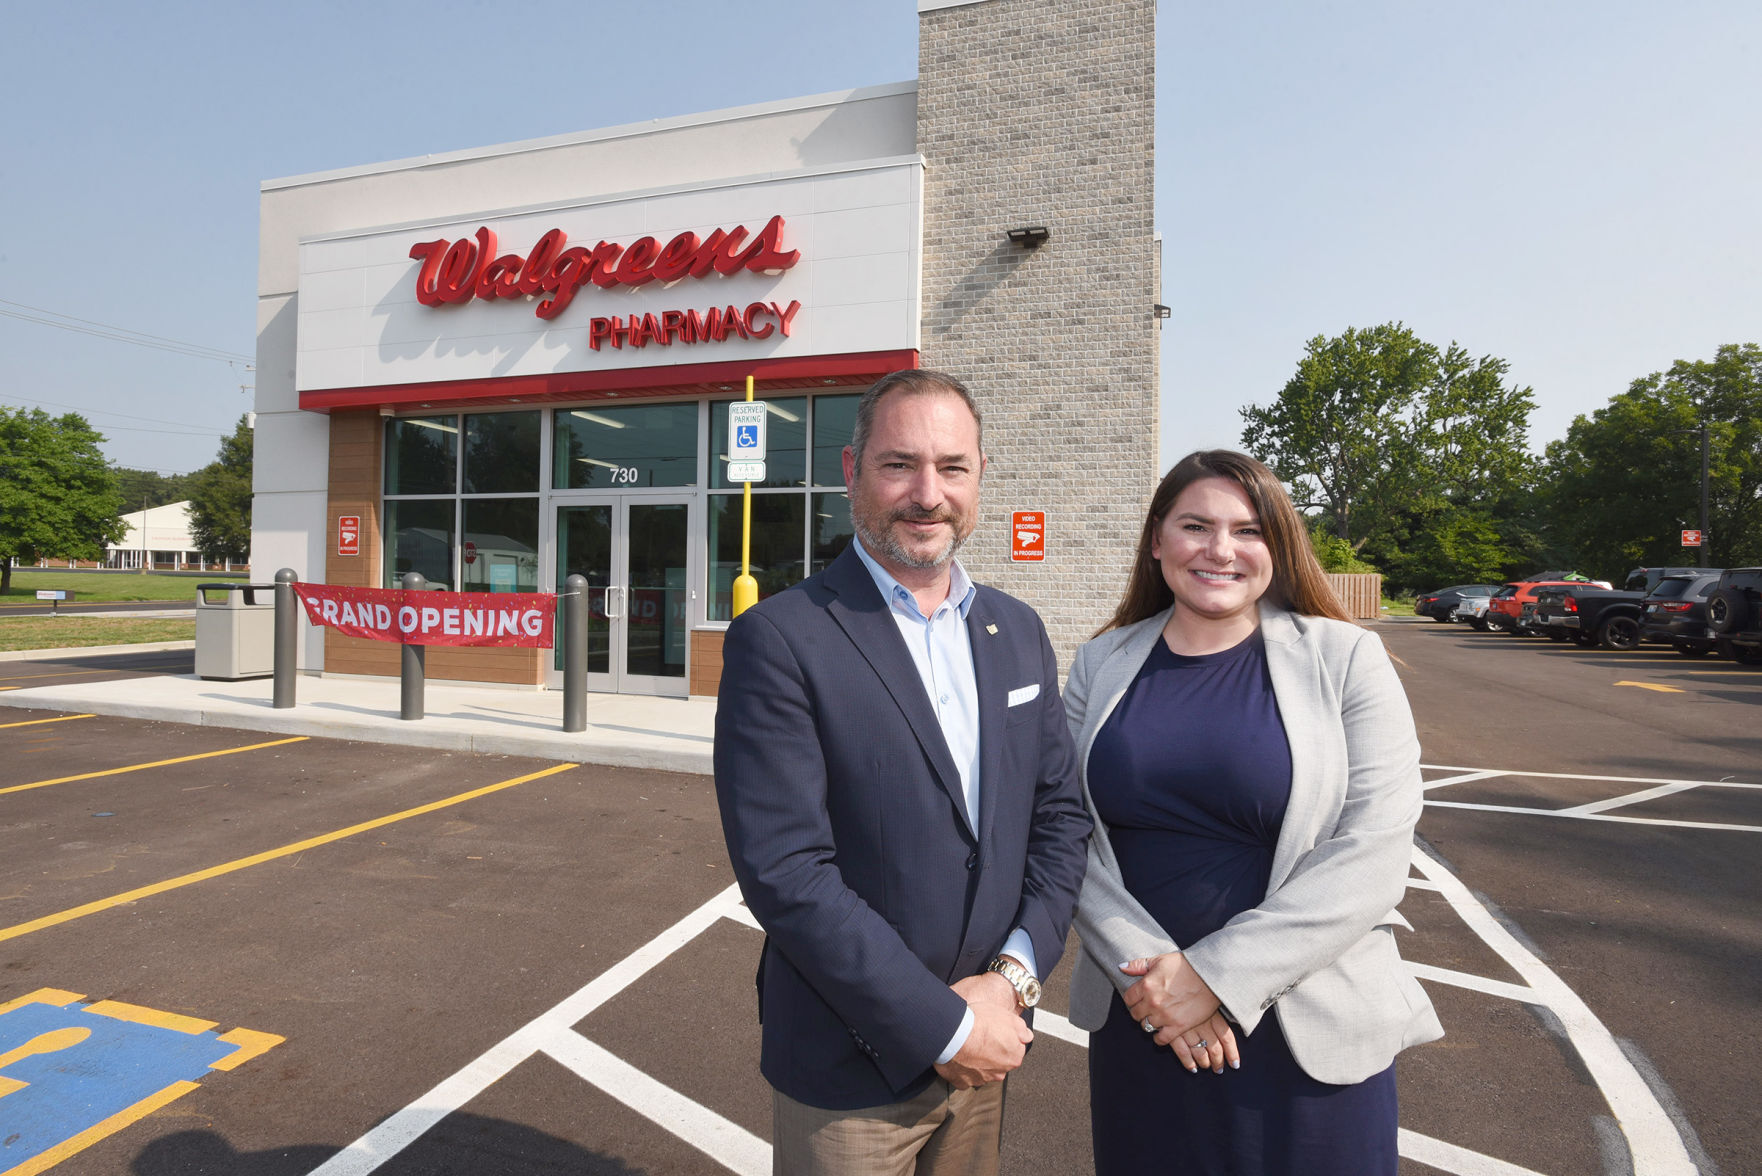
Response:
[1065,602,1443,1085]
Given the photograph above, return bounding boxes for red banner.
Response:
[294,584,555,648]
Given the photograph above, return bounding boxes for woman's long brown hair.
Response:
[1098,449,1353,634]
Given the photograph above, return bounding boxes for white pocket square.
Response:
[1007,684,1040,707]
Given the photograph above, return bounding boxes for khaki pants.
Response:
[772,1079,1006,1176]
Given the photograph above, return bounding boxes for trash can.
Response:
[194,583,276,680]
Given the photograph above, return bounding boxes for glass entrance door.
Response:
[552,495,691,696]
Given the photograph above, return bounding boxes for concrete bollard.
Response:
[563,574,588,733]
[273,568,298,709]
[400,572,426,721]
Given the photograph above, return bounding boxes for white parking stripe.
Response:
[541,1030,770,1176]
[1426,799,1762,833]
[1406,962,1539,1005]
[1561,782,1701,815]
[1398,1129,1550,1176]
[1424,770,1505,791]
[1424,764,1758,788]
[311,885,745,1175]
[1410,847,1698,1174]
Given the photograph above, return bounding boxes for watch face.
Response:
[1021,977,1043,1008]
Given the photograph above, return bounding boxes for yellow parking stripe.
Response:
[1614,681,1685,693]
[0,714,95,729]
[0,737,309,797]
[0,762,577,944]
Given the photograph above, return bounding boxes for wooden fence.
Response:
[1325,573,1384,620]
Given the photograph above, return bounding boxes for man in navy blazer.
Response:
[713,369,1090,1174]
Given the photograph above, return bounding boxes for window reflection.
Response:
[461,498,540,592]
[811,395,858,487]
[463,412,540,494]
[553,403,699,489]
[383,499,455,589]
[707,494,805,622]
[384,417,458,495]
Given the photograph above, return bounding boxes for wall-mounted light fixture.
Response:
[1153,304,1172,321]
[1005,226,1050,249]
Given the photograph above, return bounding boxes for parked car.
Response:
[1623,565,1708,593]
[1453,591,1495,629]
[1706,567,1762,665]
[1637,573,1726,656]
[1413,584,1503,622]
[1532,584,1651,649]
[1486,579,1612,635]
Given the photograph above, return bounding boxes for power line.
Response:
[0,394,236,435]
[0,298,254,364]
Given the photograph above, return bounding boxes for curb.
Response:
[0,641,197,663]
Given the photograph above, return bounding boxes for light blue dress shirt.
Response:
[851,539,1039,1064]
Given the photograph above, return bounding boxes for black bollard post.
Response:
[563,573,587,733]
[400,572,426,721]
[273,568,299,709]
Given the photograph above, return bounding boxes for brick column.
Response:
[918,0,1159,668]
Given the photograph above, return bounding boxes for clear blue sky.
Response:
[3,1,1756,478]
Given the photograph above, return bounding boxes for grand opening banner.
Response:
[293,584,555,648]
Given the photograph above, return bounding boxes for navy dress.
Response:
[1085,632,1397,1176]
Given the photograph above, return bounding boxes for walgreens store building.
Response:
[252,0,1157,697]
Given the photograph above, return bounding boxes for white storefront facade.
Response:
[254,0,1158,696]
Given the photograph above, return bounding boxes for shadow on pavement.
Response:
[133,1116,650,1175]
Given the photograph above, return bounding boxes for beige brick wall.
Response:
[918,0,1160,670]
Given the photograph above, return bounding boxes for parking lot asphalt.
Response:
[2,620,1755,1175]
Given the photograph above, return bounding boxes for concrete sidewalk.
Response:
[0,668,716,775]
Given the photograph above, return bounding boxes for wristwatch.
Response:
[986,956,1042,1009]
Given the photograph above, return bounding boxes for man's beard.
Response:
[853,505,970,570]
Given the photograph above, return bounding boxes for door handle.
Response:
[605,586,625,620]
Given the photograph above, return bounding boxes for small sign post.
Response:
[34,589,73,615]
[1011,511,1045,562]
[730,384,765,617]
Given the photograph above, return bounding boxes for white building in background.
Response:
[104,502,234,571]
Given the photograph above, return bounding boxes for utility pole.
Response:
[1696,422,1710,569]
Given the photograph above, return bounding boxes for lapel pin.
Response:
[985,623,998,635]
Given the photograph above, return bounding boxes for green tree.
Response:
[1540,343,1761,576]
[187,415,254,563]
[114,468,192,512]
[0,407,127,591]
[1240,323,1538,590]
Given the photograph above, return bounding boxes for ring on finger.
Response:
[1141,1017,1156,1034]
[1194,1039,1208,1050]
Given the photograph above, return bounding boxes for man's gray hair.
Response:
[847,368,984,477]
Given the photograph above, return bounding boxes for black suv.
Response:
[1637,573,1725,656]
[1413,584,1501,622]
[1707,568,1762,665]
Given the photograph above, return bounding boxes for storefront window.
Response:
[384,417,458,495]
[384,499,455,589]
[461,498,540,593]
[811,492,853,575]
[553,403,699,489]
[706,494,805,622]
[811,395,859,486]
[463,411,540,494]
[710,396,806,489]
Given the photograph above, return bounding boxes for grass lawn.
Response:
[1,569,244,604]
[0,616,195,652]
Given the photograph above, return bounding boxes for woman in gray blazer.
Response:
[1066,450,1441,1175]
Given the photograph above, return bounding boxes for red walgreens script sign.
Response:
[337,516,360,557]
[1011,512,1045,562]
[1682,529,1703,547]
[294,584,555,648]
[408,215,800,321]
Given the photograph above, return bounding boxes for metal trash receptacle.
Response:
[194,583,276,680]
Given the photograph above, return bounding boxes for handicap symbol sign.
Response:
[0,988,281,1172]
[736,424,759,450]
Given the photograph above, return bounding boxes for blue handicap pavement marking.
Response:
[0,988,281,1173]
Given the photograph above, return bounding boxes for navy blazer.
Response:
[713,544,1090,1109]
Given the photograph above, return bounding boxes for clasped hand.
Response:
[1120,952,1240,1074]
[934,972,1031,1089]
